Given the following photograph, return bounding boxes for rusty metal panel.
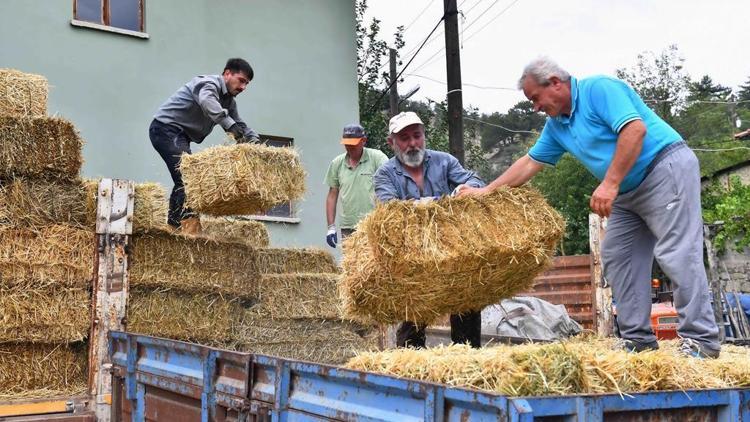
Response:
[523,255,595,329]
[1,414,96,421]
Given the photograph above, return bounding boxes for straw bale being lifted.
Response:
[127,287,247,347]
[346,338,749,397]
[0,177,90,228]
[341,186,565,324]
[180,143,305,216]
[0,285,89,343]
[84,179,169,232]
[0,69,47,118]
[253,247,338,274]
[0,225,93,288]
[129,229,257,298]
[0,342,87,399]
[0,116,83,181]
[201,216,269,247]
[245,273,341,319]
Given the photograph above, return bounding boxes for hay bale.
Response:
[0,285,89,343]
[180,143,305,216]
[127,287,246,347]
[238,338,377,365]
[0,69,47,118]
[0,116,83,181]
[0,342,87,398]
[202,216,270,247]
[84,179,169,232]
[341,186,565,324]
[345,338,739,397]
[130,229,257,298]
[237,317,375,344]
[245,273,341,319]
[0,177,90,228]
[254,248,338,274]
[0,225,93,288]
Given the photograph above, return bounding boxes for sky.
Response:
[365,0,750,115]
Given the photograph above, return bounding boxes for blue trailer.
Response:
[109,331,750,421]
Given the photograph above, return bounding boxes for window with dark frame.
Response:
[74,0,145,33]
[256,135,296,220]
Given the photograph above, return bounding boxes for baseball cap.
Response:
[389,111,424,134]
[341,124,366,145]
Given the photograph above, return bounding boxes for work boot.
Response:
[678,337,720,359]
[612,338,659,353]
[179,216,202,235]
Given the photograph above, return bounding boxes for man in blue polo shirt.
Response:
[460,57,720,358]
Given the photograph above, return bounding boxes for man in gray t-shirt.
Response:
[149,58,260,233]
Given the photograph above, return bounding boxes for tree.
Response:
[615,44,690,126]
[738,76,750,110]
[688,75,731,102]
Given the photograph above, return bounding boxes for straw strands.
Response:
[0,285,89,343]
[239,337,379,365]
[0,116,83,181]
[246,273,341,319]
[237,317,374,345]
[0,177,90,228]
[180,143,306,216]
[346,338,750,397]
[201,216,269,247]
[0,225,93,288]
[340,186,565,324]
[129,229,257,298]
[83,179,169,232]
[0,69,47,118]
[253,247,338,274]
[127,288,247,347]
[0,343,87,397]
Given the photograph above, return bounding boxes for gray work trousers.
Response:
[602,142,720,351]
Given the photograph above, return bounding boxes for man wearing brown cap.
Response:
[324,124,388,248]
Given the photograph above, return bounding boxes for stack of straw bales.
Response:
[340,186,565,325]
[0,69,89,398]
[201,216,269,247]
[179,143,306,216]
[346,337,750,397]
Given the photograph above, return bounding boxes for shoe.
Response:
[179,216,202,235]
[678,337,720,359]
[613,338,659,353]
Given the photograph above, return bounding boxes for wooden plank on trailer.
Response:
[589,213,613,337]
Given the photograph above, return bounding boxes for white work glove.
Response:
[326,224,338,248]
[451,184,468,197]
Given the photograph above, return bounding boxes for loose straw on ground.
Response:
[180,143,305,216]
[0,69,47,118]
[340,186,565,324]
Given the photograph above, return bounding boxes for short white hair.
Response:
[518,57,570,89]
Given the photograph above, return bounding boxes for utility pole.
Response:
[443,0,464,164]
[389,48,400,117]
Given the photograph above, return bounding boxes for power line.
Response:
[692,146,750,152]
[406,73,516,90]
[463,116,538,134]
[462,0,520,43]
[403,0,437,33]
[366,15,446,114]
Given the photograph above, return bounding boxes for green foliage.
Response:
[702,176,750,253]
[531,155,599,255]
[738,76,750,109]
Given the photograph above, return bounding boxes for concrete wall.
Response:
[0,0,358,250]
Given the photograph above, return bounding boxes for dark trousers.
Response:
[396,310,482,349]
[149,119,194,227]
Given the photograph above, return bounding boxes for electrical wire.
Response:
[692,146,750,152]
[463,116,538,134]
[405,73,516,90]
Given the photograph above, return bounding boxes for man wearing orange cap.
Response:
[324,124,388,248]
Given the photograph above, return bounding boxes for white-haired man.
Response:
[374,111,485,348]
[460,57,720,358]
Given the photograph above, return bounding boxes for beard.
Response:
[395,145,426,168]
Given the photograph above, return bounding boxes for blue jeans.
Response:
[149,119,194,227]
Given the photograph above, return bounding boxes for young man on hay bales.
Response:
[149,58,260,234]
[324,124,388,248]
[373,111,486,349]
[459,57,721,359]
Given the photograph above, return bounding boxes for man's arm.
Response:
[446,155,485,188]
[196,83,234,129]
[373,167,398,202]
[458,154,544,197]
[326,187,339,226]
[590,120,646,217]
[228,103,260,142]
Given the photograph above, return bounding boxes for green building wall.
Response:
[0,0,359,251]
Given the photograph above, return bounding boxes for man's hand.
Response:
[326,225,338,248]
[456,185,490,197]
[590,180,619,217]
[227,123,245,141]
